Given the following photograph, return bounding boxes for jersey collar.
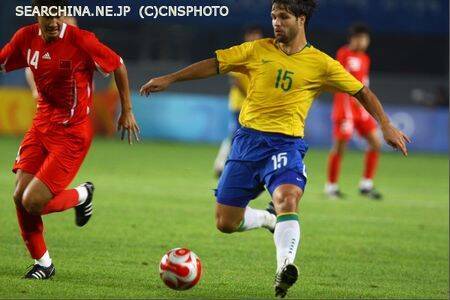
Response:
[59,23,68,39]
[38,23,67,41]
[275,40,311,57]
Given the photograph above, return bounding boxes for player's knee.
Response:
[333,140,347,155]
[369,139,382,151]
[13,179,29,207]
[336,146,346,156]
[215,218,239,234]
[216,223,237,234]
[273,188,301,212]
[21,192,44,215]
[13,189,24,207]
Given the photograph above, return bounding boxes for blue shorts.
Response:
[215,127,308,208]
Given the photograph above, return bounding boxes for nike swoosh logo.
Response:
[261,59,273,64]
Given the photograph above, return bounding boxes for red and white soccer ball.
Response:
[159,248,202,291]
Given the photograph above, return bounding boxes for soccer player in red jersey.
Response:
[0,0,140,279]
[325,24,383,200]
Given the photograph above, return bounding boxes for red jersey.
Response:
[0,23,122,131]
[332,45,370,120]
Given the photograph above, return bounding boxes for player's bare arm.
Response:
[354,86,411,156]
[25,68,39,99]
[140,58,218,96]
[114,63,141,144]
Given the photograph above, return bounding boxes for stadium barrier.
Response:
[0,88,37,135]
[0,89,447,153]
[0,86,119,136]
[132,92,448,153]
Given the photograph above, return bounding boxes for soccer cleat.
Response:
[326,189,346,200]
[274,263,299,298]
[75,182,94,227]
[24,263,55,280]
[360,188,383,200]
[266,201,277,233]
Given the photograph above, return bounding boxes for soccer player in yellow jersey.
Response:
[140,0,410,297]
[214,26,263,177]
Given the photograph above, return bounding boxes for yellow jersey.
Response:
[228,72,249,112]
[215,38,364,137]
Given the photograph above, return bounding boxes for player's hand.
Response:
[381,123,411,156]
[117,110,141,145]
[139,76,173,97]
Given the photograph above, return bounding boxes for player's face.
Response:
[271,4,304,44]
[244,31,263,42]
[37,16,64,41]
[351,34,371,52]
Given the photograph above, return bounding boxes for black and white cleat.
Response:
[360,188,383,200]
[75,182,95,227]
[274,263,299,298]
[24,263,56,280]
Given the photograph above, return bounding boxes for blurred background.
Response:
[0,0,448,152]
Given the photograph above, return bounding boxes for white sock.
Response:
[359,178,374,190]
[274,215,300,272]
[75,185,88,205]
[214,138,231,173]
[325,183,339,194]
[35,251,52,268]
[238,207,276,232]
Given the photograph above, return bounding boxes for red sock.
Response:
[41,189,79,215]
[16,205,47,259]
[364,150,379,179]
[327,152,342,184]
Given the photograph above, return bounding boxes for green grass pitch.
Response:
[0,136,448,299]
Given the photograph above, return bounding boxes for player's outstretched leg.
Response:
[360,131,382,200]
[75,182,95,227]
[272,185,302,298]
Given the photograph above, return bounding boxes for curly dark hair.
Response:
[272,0,317,28]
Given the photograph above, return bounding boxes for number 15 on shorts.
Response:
[272,152,288,170]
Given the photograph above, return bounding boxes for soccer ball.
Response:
[159,248,202,290]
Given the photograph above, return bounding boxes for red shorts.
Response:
[333,113,377,141]
[13,121,93,195]
[332,93,378,141]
